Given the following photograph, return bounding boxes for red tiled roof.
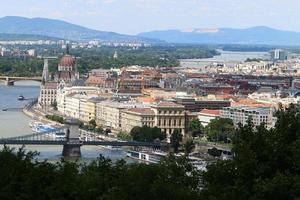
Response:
[59,55,75,67]
[199,109,220,116]
[43,82,58,89]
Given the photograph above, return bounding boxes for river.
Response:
[0,81,128,162]
[180,50,270,68]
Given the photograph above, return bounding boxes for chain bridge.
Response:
[0,127,165,157]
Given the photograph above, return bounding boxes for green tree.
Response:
[89,119,97,127]
[50,101,57,111]
[188,118,203,137]
[205,118,234,142]
[170,129,183,153]
[183,138,195,154]
[130,126,166,142]
[117,131,132,141]
[201,105,300,200]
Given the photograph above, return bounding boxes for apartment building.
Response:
[96,101,143,130]
[220,106,274,127]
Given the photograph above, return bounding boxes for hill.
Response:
[0,33,62,41]
[138,26,300,46]
[0,16,152,42]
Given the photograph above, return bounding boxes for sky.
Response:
[0,0,298,35]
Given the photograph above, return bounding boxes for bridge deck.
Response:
[0,139,165,147]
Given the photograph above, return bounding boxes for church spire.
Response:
[66,43,70,55]
[42,58,49,84]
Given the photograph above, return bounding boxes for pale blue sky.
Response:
[0,0,298,34]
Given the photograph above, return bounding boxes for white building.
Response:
[197,109,220,127]
[220,106,274,128]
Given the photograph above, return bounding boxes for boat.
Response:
[18,95,25,101]
[101,145,123,151]
[126,150,167,164]
[30,121,64,137]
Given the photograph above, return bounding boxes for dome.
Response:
[59,55,75,67]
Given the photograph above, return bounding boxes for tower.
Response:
[42,58,49,83]
[113,51,118,59]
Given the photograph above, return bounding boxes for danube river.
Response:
[0,81,128,161]
[180,50,270,68]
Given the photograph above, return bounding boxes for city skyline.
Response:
[0,0,299,34]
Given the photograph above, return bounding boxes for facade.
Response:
[121,108,155,133]
[174,97,231,112]
[120,101,186,137]
[38,82,58,107]
[64,94,81,119]
[220,106,274,127]
[96,101,145,130]
[38,50,79,108]
[79,98,97,122]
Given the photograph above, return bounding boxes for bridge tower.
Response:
[62,120,82,157]
[5,77,14,86]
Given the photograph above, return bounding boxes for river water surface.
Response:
[0,81,128,162]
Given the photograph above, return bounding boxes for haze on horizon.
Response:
[0,0,298,35]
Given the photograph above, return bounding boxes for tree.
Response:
[50,101,57,110]
[170,129,183,153]
[184,138,195,154]
[94,126,103,134]
[205,118,234,142]
[130,126,166,142]
[130,126,141,141]
[89,119,97,127]
[201,105,300,200]
[188,118,203,137]
[117,131,132,141]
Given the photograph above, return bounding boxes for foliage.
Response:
[205,118,234,142]
[50,101,58,110]
[207,147,222,157]
[183,138,195,154]
[45,114,65,124]
[130,126,166,142]
[201,106,300,200]
[170,129,183,153]
[187,118,203,137]
[117,131,132,141]
[79,120,103,134]
[0,46,218,76]
[0,146,201,200]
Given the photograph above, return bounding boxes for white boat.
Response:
[29,121,66,139]
[126,150,167,164]
[101,145,123,151]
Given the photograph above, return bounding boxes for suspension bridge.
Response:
[0,126,166,157]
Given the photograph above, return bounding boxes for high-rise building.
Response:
[270,49,288,60]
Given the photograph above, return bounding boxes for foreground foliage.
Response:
[201,106,300,200]
[1,107,300,199]
[0,148,201,200]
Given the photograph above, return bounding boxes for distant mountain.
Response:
[0,16,153,42]
[138,26,300,45]
[0,33,62,41]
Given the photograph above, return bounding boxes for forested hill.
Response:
[0,16,153,42]
[0,33,62,41]
[139,26,300,46]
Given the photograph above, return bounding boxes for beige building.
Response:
[96,101,145,130]
[38,82,58,107]
[79,98,98,122]
[121,108,155,133]
[120,101,186,136]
